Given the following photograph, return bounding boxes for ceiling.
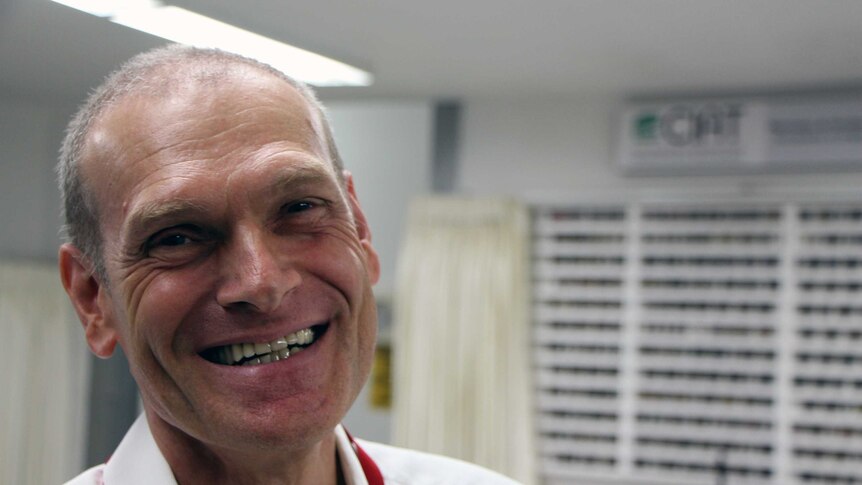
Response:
[2,0,862,103]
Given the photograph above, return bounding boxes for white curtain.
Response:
[393,197,535,484]
[0,261,89,484]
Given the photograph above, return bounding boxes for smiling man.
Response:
[58,45,519,485]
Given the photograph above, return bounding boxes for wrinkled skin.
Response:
[59,68,380,484]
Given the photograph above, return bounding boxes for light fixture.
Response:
[51,0,372,87]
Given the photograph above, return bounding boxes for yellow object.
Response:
[369,345,392,409]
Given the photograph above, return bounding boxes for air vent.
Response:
[532,199,862,485]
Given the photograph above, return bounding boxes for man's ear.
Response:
[58,243,118,358]
[343,171,381,285]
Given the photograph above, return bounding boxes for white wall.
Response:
[0,95,71,261]
[326,100,434,297]
[0,96,89,479]
[459,96,862,199]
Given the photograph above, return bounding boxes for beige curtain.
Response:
[0,261,89,484]
[393,197,535,484]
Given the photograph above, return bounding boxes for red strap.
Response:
[344,429,385,485]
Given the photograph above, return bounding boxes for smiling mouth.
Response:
[201,324,327,366]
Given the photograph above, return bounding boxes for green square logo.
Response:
[635,113,658,140]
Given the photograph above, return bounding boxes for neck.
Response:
[145,411,341,485]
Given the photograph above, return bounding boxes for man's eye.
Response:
[277,199,328,229]
[144,230,197,254]
[284,199,329,215]
[285,200,316,213]
[140,226,213,263]
[156,234,192,247]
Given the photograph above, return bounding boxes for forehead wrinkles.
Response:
[84,77,331,203]
[103,65,320,138]
[118,94,320,160]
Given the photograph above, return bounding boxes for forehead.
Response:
[81,71,334,209]
[89,70,325,165]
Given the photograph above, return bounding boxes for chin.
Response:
[212,393,354,452]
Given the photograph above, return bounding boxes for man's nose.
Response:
[215,226,300,314]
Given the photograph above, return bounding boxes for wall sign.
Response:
[619,95,862,175]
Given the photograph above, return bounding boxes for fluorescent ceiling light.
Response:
[51,0,372,86]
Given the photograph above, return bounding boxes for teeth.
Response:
[213,327,318,366]
[232,345,244,363]
[300,329,313,344]
[242,343,255,358]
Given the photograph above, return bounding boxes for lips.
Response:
[200,324,327,366]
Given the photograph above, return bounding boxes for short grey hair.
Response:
[58,44,344,281]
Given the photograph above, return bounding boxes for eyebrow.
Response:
[267,164,336,194]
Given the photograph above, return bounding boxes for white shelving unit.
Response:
[531,199,862,485]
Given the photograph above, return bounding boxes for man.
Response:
[58,45,520,485]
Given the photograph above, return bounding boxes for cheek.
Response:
[310,241,373,312]
[122,268,214,355]
[308,235,377,340]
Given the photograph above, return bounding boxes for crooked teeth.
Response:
[214,328,318,366]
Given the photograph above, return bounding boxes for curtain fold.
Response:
[392,197,535,484]
[0,261,89,484]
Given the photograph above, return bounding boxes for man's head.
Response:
[58,45,380,460]
[59,45,345,281]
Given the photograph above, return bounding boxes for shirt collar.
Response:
[102,414,174,485]
[334,424,369,485]
[103,414,368,485]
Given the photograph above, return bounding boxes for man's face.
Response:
[78,71,380,452]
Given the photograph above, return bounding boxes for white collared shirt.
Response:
[64,414,521,485]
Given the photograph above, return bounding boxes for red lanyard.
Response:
[344,429,385,485]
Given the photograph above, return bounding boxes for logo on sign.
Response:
[635,103,743,146]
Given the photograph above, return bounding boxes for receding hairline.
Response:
[84,58,332,163]
[82,64,332,167]
[76,46,343,179]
